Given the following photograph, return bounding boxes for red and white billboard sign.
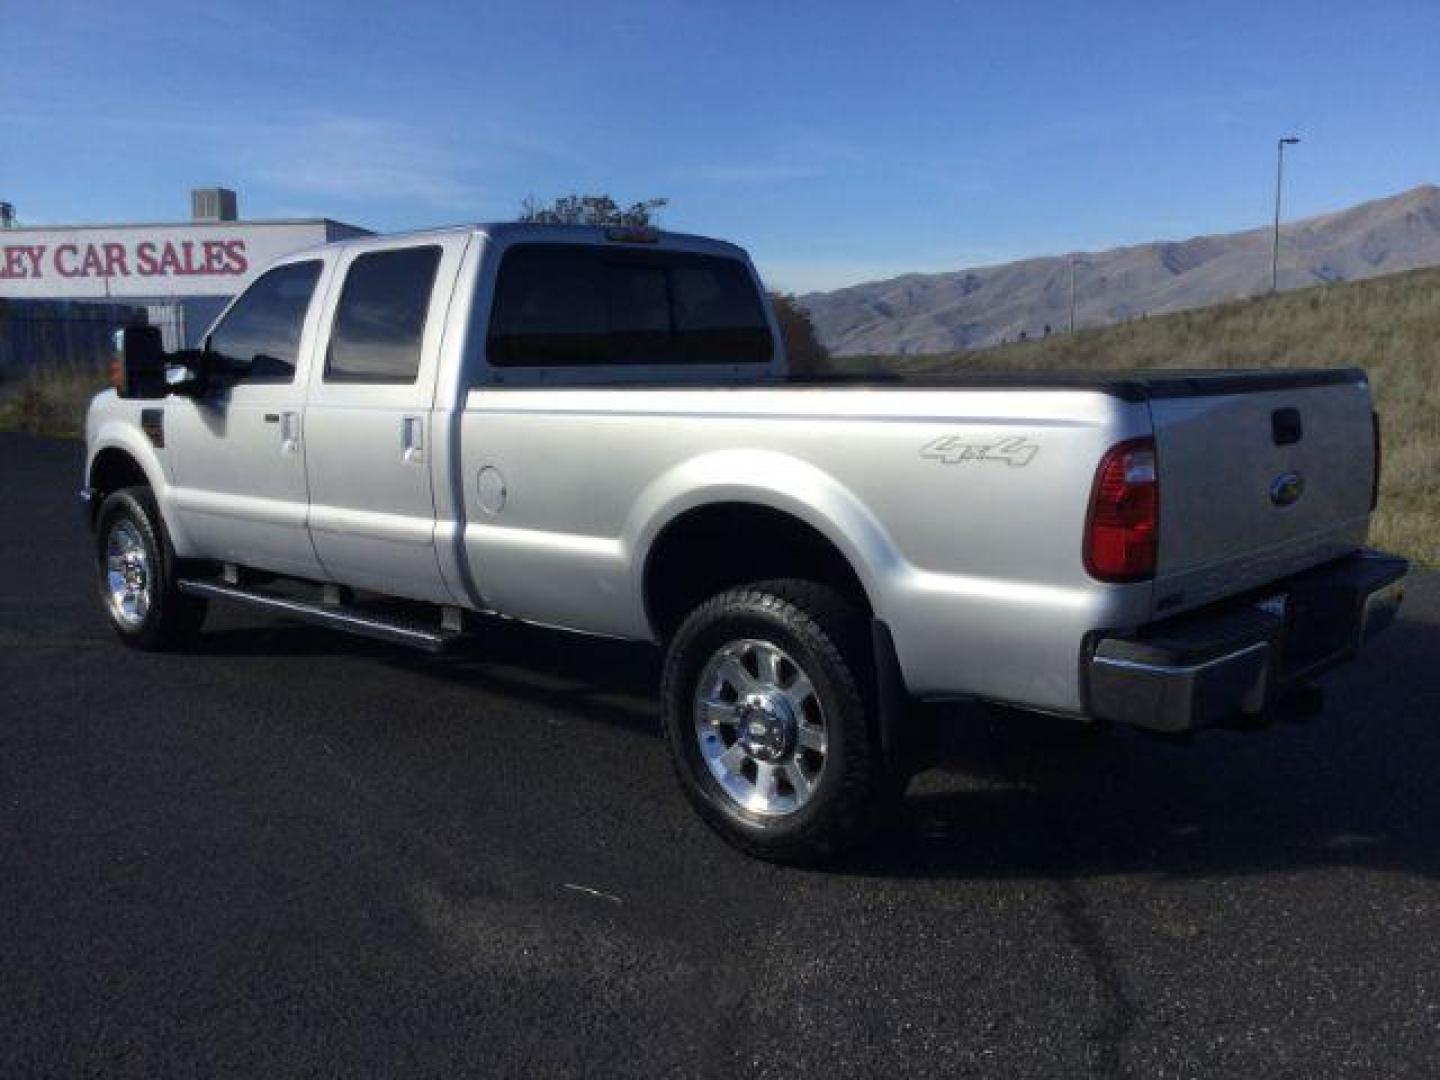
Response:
[0,223,334,299]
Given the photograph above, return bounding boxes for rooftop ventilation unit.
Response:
[191,187,238,223]
[0,202,15,229]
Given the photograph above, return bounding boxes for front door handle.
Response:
[279,411,301,455]
[402,416,424,464]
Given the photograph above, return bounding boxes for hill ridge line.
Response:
[801,184,1440,356]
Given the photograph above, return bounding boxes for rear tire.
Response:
[660,579,890,864]
[95,486,207,651]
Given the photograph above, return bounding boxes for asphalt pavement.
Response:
[3,432,1438,1078]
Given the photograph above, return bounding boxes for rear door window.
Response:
[486,244,772,368]
[326,246,442,383]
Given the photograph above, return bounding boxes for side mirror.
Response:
[110,325,167,399]
[164,349,220,398]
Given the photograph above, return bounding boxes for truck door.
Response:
[165,258,330,579]
[301,236,469,603]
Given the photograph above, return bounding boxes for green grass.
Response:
[832,265,1440,566]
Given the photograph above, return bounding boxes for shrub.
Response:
[0,365,109,439]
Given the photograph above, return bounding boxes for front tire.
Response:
[660,579,889,864]
[95,486,206,650]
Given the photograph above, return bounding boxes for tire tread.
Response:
[95,486,206,651]
[660,578,886,864]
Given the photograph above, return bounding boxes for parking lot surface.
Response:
[3,433,1438,1077]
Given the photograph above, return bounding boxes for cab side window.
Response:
[207,260,322,384]
[325,246,442,383]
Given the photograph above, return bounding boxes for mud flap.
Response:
[871,619,938,778]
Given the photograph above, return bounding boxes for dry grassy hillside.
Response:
[839,265,1440,565]
[803,185,1440,355]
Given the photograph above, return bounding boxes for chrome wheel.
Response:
[104,519,151,628]
[693,639,828,816]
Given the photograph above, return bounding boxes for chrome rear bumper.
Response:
[1087,550,1408,734]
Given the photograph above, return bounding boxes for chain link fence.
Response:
[0,300,161,382]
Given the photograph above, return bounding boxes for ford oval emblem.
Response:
[1270,472,1305,507]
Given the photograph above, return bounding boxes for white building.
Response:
[0,188,369,349]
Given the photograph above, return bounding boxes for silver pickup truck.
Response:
[83,223,1408,862]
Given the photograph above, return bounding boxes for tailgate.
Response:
[1149,372,1376,615]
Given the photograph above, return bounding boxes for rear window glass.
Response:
[486,244,772,368]
[326,246,441,383]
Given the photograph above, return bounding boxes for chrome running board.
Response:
[177,578,468,653]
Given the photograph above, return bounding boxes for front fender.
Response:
[86,398,194,554]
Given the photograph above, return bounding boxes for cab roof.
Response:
[288,222,748,262]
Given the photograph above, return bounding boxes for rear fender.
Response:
[627,449,902,632]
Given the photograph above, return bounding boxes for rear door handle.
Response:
[402,416,424,464]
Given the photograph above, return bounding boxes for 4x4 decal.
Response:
[920,434,1039,467]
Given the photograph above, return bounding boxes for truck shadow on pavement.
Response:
[850,612,1440,883]
[196,607,1440,884]
[197,614,666,738]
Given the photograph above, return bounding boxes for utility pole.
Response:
[1272,136,1300,293]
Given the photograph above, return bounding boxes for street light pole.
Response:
[1272,136,1300,293]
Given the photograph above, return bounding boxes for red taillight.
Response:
[1084,437,1159,582]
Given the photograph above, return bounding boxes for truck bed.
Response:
[569,367,1369,401]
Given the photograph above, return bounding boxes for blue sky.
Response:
[4,0,1437,292]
